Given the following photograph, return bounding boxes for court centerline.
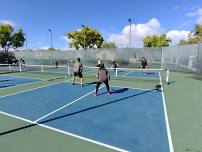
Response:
[34,86,104,122]
[123,71,132,76]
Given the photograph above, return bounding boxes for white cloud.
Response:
[60,36,71,43]
[166,30,190,46]
[0,20,15,26]
[186,8,202,23]
[108,18,164,48]
[107,18,191,47]
[197,8,202,23]
[39,46,49,50]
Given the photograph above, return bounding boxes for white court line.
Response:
[65,79,156,91]
[122,71,132,76]
[0,79,70,99]
[109,84,157,91]
[0,111,128,152]
[1,74,45,81]
[0,80,41,90]
[159,73,174,152]
[115,74,160,79]
[0,71,94,99]
[34,86,104,122]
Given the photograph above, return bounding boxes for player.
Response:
[72,58,83,87]
[141,57,147,69]
[97,58,101,67]
[19,58,25,71]
[55,61,58,68]
[94,63,110,96]
[12,58,19,69]
[111,60,118,71]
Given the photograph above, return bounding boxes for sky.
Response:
[0,0,202,50]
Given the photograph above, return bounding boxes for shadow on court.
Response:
[0,85,15,88]
[0,88,160,136]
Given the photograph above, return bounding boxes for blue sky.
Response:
[0,0,202,49]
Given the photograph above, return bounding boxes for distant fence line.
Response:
[14,43,202,74]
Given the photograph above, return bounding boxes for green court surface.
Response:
[0,71,202,152]
[163,72,202,152]
[0,113,118,152]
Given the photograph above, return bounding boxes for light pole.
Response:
[48,29,53,61]
[23,33,27,51]
[82,25,86,65]
[128,18,132,48]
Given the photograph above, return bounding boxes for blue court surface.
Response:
[0,82,170,152]
[112,70,159,78]
[0,75,40,89]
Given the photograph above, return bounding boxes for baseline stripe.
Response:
[0,111,128,152]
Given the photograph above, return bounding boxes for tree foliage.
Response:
[179,24,202,45]
[0,24,25,52]
[66,25,104,50]
[143,34,171,47]
[101,41,117,48]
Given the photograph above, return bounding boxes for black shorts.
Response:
[74,72,83,78]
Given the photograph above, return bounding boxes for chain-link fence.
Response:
[161,43,202,74]
[15,43,202,74]
[15,48,163,68]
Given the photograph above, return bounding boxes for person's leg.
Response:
[104,80,110,94]
[72,77,75,84]
[72,72,76,84]
[95,82,101,95]
[79,73,83,86]
[80,78,83,86]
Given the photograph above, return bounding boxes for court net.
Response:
[0,64,169,85]
[68,66,170,84]
[0,64,69,79]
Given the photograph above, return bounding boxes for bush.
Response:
[0,51,16,64]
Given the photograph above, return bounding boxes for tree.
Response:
[0,24,25,52]
[101,41,117,48]
[143,34,171,47]
[66,25,104,50]
[179,24,202,45]
[194,24,202,37]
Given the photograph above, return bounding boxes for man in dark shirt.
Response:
[141,57,147,69]
[94,63,110,96]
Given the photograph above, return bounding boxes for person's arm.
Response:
[106,69,110,80]
[96,70,99,78]
[80,64,83,72]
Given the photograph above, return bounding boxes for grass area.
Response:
[0,113,118,152]
[163,71,202,152]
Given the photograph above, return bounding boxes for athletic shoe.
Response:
[93,93,98,96]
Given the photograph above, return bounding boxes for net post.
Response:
[8,64,11,71]
[166,69,170,84]
[115,68,118,77]
[161,47,163,69]
[67,66,70,76]
[19,63,22,72]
